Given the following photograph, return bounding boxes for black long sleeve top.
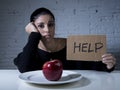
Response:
[14,32,114,73]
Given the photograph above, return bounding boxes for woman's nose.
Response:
[44,26,49,32]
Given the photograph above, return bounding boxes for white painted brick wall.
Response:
[0,0,120,69]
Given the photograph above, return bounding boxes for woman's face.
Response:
[34,14,55,41]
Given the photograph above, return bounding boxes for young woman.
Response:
[14,7,116,73]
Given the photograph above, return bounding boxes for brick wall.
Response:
[0,0,120,69]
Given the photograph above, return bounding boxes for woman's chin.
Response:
[44,36,53,41]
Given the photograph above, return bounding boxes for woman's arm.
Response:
[14,23,41,73]
[14,32,41,73]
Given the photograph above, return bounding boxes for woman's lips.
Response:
[44,35,51,38]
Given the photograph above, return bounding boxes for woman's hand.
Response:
[102,53,116,69]
[25,22,39,34]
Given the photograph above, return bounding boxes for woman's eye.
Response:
[48,23,55,27]
[38,24,44,28]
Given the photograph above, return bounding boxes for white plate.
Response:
[19,70,82,85]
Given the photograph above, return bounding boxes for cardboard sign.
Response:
[67,35,106,61]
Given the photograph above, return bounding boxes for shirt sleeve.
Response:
[74,61,115,72]
[14,32,41,73]
[89,61,115,72]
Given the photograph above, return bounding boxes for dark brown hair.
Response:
[30,7,55,22]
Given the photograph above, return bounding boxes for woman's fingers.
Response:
[102,53,116,69]
[25,22,39,34]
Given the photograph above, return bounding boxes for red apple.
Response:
[42,59,63,81]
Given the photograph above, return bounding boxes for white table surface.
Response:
[0,70,120,90]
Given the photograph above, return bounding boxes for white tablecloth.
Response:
[0,70,120,90]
